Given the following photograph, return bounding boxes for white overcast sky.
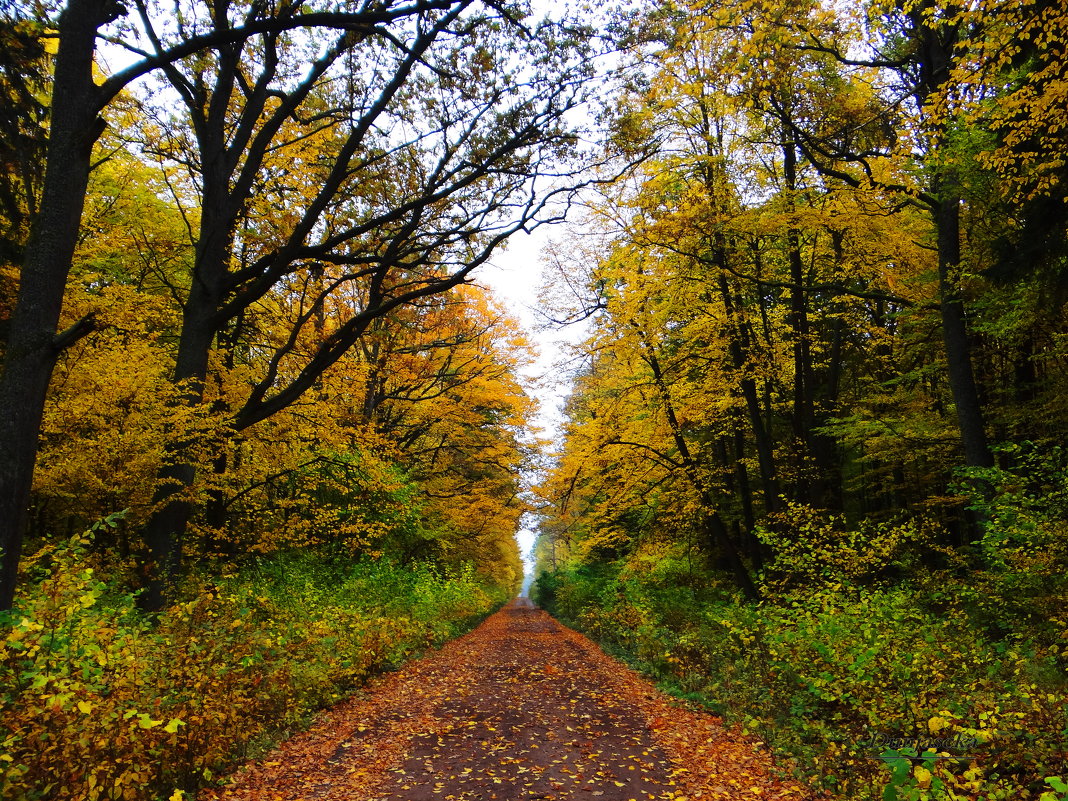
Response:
[479,226,588,571]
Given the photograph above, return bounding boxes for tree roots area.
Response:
[207,600,809,801]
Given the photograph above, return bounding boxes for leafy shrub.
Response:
[539,539,1068,801]
[0,536,504,800]
[955,443,1068,650]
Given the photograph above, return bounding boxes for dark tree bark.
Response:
[0,0,110,611]
[934,184,994,469]
[781,140,845,508]
[733,428,762,569]
[911,5,994,470]
[715,265,781,513]
[782,139,815,504]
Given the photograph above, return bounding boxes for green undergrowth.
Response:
[0,535,506,800]
[534,551,1068,801]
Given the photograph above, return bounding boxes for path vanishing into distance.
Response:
[207,600,811,801]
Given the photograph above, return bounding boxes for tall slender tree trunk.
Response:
[733,429,762,569]
[811,314,845,510]
[715,266,781,512]
[911,4,995,471]
[782,140,814,503]
[782,145,810,428]
[0,0,107,610]
[635,325,760,600]
[783,144,845,509]
[935,186,994,469]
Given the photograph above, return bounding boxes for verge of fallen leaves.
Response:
[202,642,478,800]
[541,611,817,801]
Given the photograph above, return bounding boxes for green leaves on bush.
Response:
[0,540,505,800]
[537,542,1068,800]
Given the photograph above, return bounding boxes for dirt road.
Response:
[208,600,810,800]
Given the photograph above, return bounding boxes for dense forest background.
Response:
[0,0,1066,799]
[532,1,1068,799]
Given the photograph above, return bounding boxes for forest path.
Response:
[207,600,809,801]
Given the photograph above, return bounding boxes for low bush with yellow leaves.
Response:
[0,537,503,800]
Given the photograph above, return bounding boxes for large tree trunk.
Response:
[0,0,106,610]
[139,253,222,610]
